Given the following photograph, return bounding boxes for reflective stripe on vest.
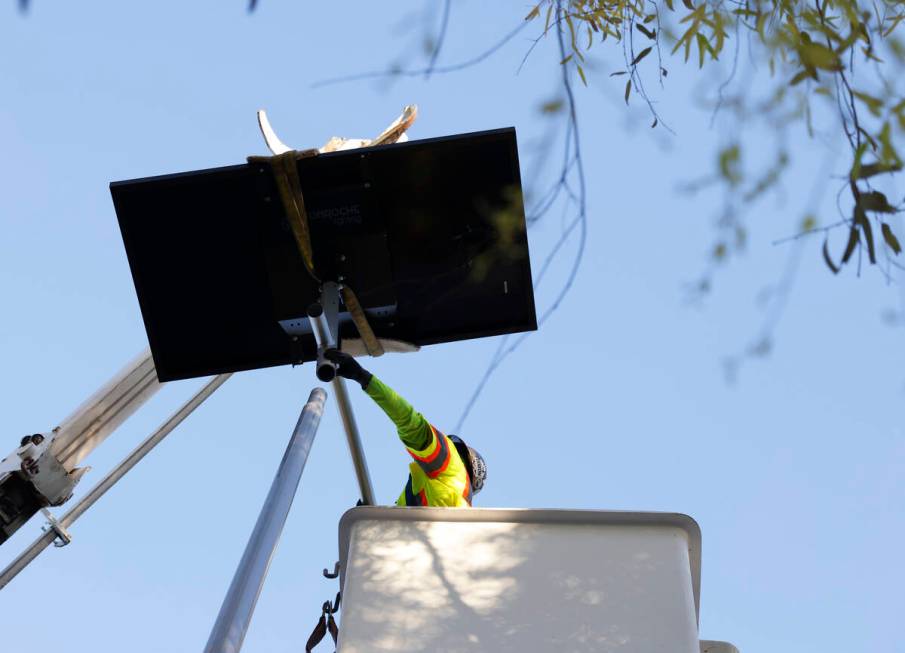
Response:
[462,473,473,506]
[407,425,452,478]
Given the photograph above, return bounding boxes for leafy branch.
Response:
[525,0,905,275]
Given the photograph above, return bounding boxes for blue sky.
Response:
[1,2,903,652]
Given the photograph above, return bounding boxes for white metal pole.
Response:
[203,387,327,653]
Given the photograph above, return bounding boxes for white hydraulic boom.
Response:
[0,350,162,544]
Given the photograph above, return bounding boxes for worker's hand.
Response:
[324,349,373,390]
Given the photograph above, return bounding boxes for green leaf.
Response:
[801,215,817,231]
[671,23,698,62]
[632,46,653,65]
[798,42,843,70]
[756,11,769,40]
[860,191,897,213]
[853,91,883,117]
[879,122,903,167]
[576,63,588,86]
[789,69,812,86]
[682,0,694,10]
[636,23,656,40]
[610,70,627,76]
[805,98,814,137]
[540,99,564,114]
[814,86,833,97]
[718,144,742,185]
[883,13,905,38]
[696,33,708,67]
[823,238,840,274]
[850,142,868,180]
[644,13,657,23]
[565,11,577,51]
[624,79,632,104]
[841,225,860,263]
[651,117,658,128]
[863,222,877,264]
[889,35,905,62]
[525,4,540,21]
[560,54,574,65]
[882,223,902,254]
[856,161,903,179]
[854,206,877,264]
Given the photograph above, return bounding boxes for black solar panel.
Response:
[111,127,536,382]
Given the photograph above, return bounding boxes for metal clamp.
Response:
[40,508,72,548]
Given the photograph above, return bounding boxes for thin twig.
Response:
[456,0,588,430]
[771,219,848,245]
[711,15,741,127]
[425,0,452,79]
[312,19,530,88]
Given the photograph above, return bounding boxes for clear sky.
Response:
[1,2,903,652]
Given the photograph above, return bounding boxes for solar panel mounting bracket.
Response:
[306,282,375,506]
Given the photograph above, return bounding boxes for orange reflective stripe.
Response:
[408,425,452,478]
[418,488,428,506]
[426,444,452,478]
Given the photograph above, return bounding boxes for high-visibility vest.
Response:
[396,424,472,507]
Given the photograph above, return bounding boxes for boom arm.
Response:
[0,350,162,544]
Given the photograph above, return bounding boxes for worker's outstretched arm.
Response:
[324,349,432,451]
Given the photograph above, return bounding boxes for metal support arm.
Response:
[307,283,376,506]
[204,388,327,653]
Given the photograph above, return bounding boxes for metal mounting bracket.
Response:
[307,283,376,506]
[40,508,71,548]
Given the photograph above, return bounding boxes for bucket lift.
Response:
[335,507,739,653]
[1,108,738,652]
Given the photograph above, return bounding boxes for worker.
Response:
[324,349,486,507]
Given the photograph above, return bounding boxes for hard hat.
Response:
[448,435,487,495]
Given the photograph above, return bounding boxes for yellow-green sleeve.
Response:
[364,375,433,451]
